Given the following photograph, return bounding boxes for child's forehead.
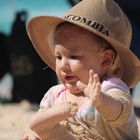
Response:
[56,22,91,34]
[54,25,102,53]
[54,22,101,44]
[55,23,88,38]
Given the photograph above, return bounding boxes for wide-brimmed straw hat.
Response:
[26,0,140,88]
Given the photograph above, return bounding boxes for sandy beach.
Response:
[0,100,140,140]
[0,101,35,140]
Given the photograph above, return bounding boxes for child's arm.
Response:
[29,101,78,139]
[21,126,41,140]
[76,70,131,124]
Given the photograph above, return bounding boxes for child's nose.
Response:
[61,58,70,71]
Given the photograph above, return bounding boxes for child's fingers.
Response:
[93,82,102,107]
[76,80,87,91]
[68,101,78,107]
[21,127,41,140]
[70,106,78,116]
[21,136,28,140]
[88,69,94,85]
[68,102,78,116]
[93,74,100,85]
[89,69,100,86]
[95,82,101,94]
[21,135,40,140]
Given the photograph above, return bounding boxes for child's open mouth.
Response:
[65,75,77,83]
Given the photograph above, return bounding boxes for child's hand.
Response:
[55,101,78,117]
[76,69,103,107]
[21,127,41,140]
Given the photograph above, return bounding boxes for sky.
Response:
[0,0,71,34]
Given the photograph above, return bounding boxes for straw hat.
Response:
[26,0,140,88]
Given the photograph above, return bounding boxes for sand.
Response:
[0,100,140,140]
[0,101,35,140]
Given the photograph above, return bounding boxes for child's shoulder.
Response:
[101,75,130,93]
[44,84,66,97]
[48,84,66,92]
[40,84,66,108]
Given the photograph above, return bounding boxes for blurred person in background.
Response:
[0,33,12,103]
[8,10,58,104]
[0,33,10,79]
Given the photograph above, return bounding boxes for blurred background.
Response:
[0,0,72,104]
[0,0,140,111]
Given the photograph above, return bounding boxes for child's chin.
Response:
[68,87,82,95]
[64,83,81,94]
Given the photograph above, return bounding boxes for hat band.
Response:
[64,15,109,36]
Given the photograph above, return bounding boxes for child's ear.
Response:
[101,49,115,67]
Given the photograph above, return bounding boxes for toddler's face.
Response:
[54,24,105,94]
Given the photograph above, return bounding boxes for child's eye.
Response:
[56,55,62,60]
[70,55,80,59]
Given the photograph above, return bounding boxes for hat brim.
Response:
[27,16,140,88]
